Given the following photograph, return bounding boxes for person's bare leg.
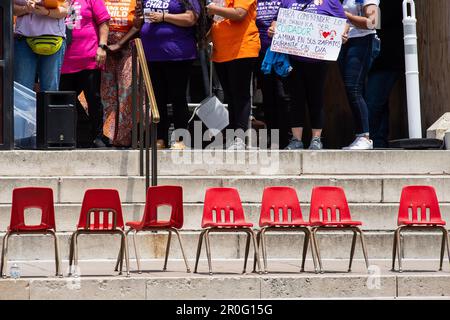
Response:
[312,129,322,138]
[292,127,303,140]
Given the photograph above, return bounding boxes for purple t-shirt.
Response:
[278,0,346,62]
[256,0,281,53]
[141,0,200,61]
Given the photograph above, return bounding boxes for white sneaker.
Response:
[343,136,373,150]
[227,137,246,150]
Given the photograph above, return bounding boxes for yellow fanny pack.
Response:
[26,36,63,55]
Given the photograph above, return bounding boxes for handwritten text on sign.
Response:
[271,8,347,61]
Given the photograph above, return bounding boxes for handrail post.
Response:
[145,94,150,191]
[131,44,138,149]
[151,121,157,186]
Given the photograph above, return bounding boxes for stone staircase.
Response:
[0,149,449,299]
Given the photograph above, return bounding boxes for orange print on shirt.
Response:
[105,0,137,33]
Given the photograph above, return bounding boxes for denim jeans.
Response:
[365,69,401,148]
[339,34,380,135]
[14,37,66,91]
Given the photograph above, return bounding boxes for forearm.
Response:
[345,12,371,29]
[14,4,29,17]
[345,5,378,30]
[212,6,247,21]
[164,11,197,27]
[115,26,140,46]
[46,5,69,19]
[98,22,109,45]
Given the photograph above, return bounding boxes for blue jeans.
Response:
[365,69,401,148]
[14,37,66,91]
[339,34,380,135]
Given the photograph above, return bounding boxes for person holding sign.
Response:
[207,0,261,150]
[256,0,290,149]
[140,0,202,149]
[338,0,380,150]
[269,0,346,150]
[101,0,141,147]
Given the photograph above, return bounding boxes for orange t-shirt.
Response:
[211,0,261,63]
[105,0,136,33]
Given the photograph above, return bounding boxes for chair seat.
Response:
[77,224,122,231]
[399,220,446,226]
[8,224,53,232]
[260,221,310,228]
[126,221,176,230]
[311,220,362,227]
[203,222,253,228]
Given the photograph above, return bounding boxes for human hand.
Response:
[108,43,122,54]
[148,11,164,23]
[33,3,51,16]
[206,2,218,16]
[96,46,107,67]
[267,23,276,38]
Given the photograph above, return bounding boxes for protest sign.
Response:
[271,8,347,61]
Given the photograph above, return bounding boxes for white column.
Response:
[403,0,422,138]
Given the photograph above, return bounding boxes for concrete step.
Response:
[0,175,450,204]
[0,150,449,177]
[1,203,449,232]
[2,231,450,262]
[1,260,450,299]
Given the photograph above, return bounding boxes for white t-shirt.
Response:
[343,0,379,39]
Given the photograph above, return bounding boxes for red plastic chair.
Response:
[194,187,261,274]
[69,189,129,276]
[252,186,316,273]
[0,187,61,277]
[392,185,449,272]
[309,186,369,273]
[124,186,190,273]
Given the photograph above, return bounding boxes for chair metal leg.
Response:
[396,227,403,273]
[194,230,206,273]
[129,230,141,274]
[312,228,323,273]
[114,234,124,272]
[300,229,310,273]
[440,227,446,271]
[204,230,213,275]
[173,229,191,273]
[69,233,75,275]
[357,228,370,270]
[1,232,11,278]
[163,230,172,271]
[250,229,262,274]
[444,228,450,266]
[49,230,62,277]
[391,228,398,271]
[309,232,318,272]
[260,228,268,274]
[74,231,80,269]
[242,231,251,274]
[252,231,261,273]
[348,230,357,272]
[118,230,130,277]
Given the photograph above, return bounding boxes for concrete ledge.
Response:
[397,275,450,297]
[1,150,450,176]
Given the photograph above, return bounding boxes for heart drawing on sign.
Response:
[320,30,337,40]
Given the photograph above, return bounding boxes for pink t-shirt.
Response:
[61,0,110,74]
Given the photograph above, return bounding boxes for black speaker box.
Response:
[36,91,77,149]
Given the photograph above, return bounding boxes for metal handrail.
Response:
[131,38,159,189]
[134,39,160,124]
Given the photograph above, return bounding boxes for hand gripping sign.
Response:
[271,8,347,61]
